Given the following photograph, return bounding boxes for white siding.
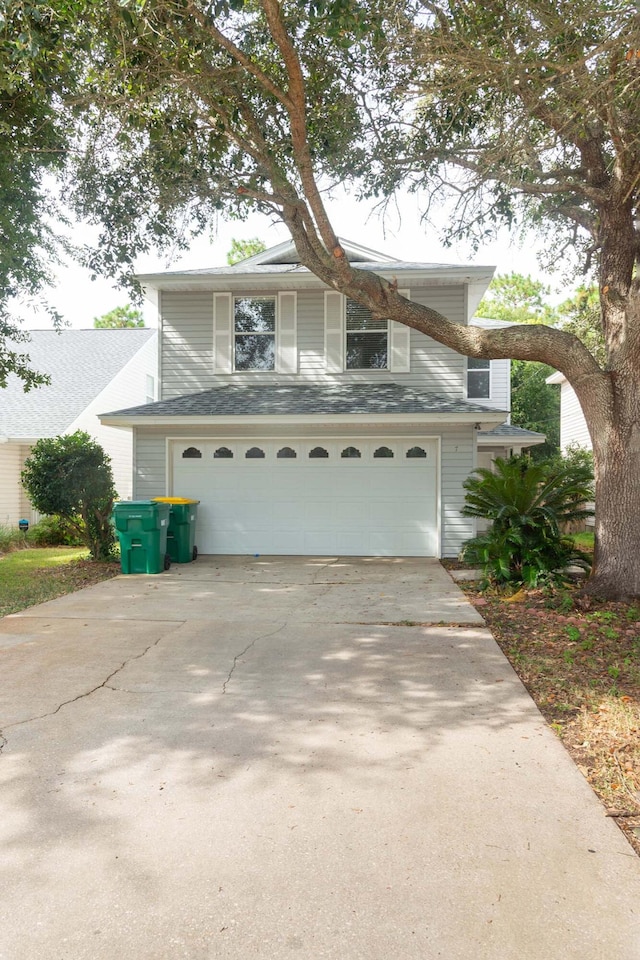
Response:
[0,443,35,527]
[69,333,158,500]
[560,381,592,451]
[0,444,24,528]
[133,423,474,558]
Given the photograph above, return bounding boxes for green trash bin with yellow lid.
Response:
[152,497,200,563]
[113,500,171,574]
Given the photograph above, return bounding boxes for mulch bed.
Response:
[460,579,640,856]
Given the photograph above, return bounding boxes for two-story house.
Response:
[100,240,544,558]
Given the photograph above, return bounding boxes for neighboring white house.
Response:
[0,328,157,528]
[100,239,544,558]
[546,370,594,527]
[545,370,592,451]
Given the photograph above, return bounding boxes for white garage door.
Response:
[171,438,439,556]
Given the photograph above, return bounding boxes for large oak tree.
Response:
[4,0,640,597]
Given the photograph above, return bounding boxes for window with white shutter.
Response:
[324,289,411,372]
[277,292,298,374]
[324,291,344,372]
[213,293,233,373]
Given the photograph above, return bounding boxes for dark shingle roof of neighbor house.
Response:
[0,328,156,439]
[103,382,504,418]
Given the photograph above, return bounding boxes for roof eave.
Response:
[100,410,507,429]
[136,264,495,294]
[477,433,546,446]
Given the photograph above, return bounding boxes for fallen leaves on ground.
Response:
[461,579,640,857]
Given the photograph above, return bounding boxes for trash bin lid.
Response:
[113,500,158,509]
[152,497,200,504]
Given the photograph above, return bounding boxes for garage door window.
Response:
[214,447,233,458]
[234,297,276,370]
[277,446,297,458]
[309,446,329,458]
[245,446,266,458]
[407,446,427,458]
[374,446,394,458]
[341,446,361,458]
[182,447,202,459]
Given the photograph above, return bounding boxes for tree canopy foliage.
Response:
[0,0,89,388]
[477,274,554,324]
[226,238,267,265]
[93,304,145,328]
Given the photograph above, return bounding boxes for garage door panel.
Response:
[173,438,439,556]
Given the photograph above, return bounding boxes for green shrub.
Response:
[21,431,117,561]
[461,454,594,588]
[27,515,84,547]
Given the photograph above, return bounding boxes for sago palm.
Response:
[461,455,594,587]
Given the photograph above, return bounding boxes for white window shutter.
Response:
[324,291,344,372]
[390,288,411,373]
[276,292,298,374]
[213,293,233,373]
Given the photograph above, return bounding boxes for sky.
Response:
[18,187,566,331]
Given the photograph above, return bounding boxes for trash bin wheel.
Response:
[192,545,198,561]
[164,554,171,571]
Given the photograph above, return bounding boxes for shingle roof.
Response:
[140,260,463,278]
[1,328,156,438]
[103,382,503,418]
[479,424,546,440]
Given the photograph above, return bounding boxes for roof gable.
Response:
[239,237,400,267]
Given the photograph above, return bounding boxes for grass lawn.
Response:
[0,547,120,618]
[572,530,595,552]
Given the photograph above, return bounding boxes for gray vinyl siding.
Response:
[440,425,475,557]
[484,358,510,410]
[159,285,471,398]
[160,291,214,399]
[468,319,510,411]
[133,432,167,500]
[132,423,474,557]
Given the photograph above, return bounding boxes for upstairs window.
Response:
[345,300,388,370]
[467,358,491,398]
[234,297,276,371]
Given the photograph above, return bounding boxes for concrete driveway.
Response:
[1,556,639,959]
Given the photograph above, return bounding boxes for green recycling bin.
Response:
[152,497,199,563]
[113,500,171,574]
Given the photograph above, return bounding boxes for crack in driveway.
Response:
[0,628,177,753]
[222,623,287,693]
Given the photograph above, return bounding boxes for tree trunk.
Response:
[584,369,640,599]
